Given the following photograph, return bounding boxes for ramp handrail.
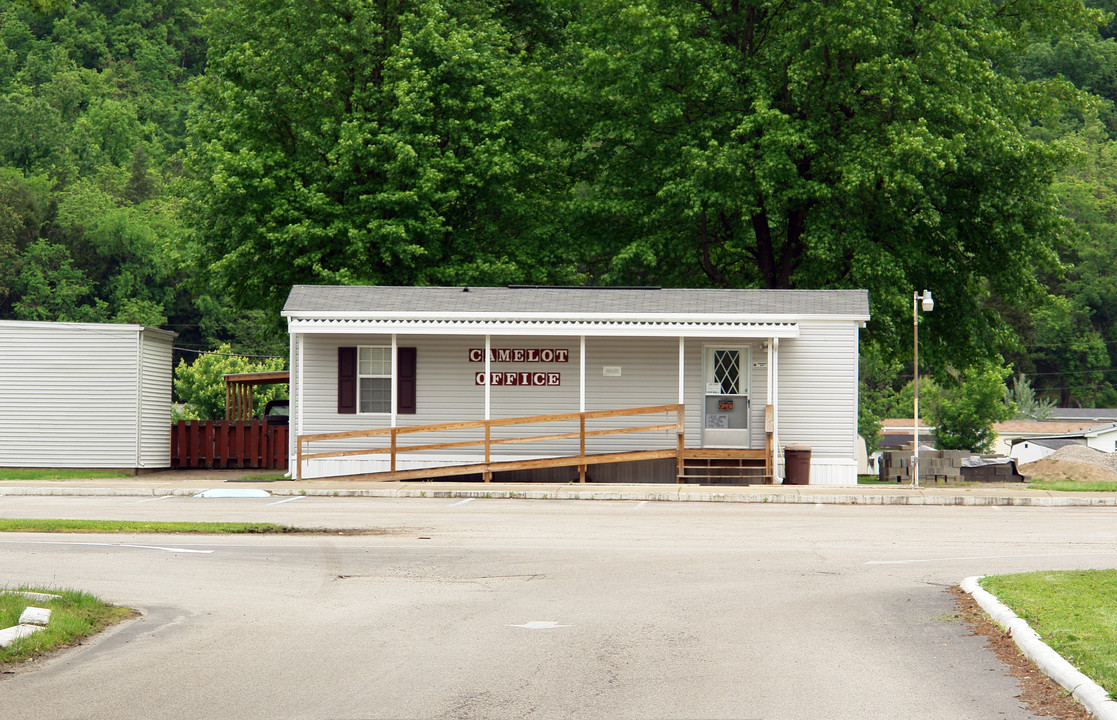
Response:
[296,404,685,482]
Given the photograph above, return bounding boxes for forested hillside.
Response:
[1,0,1114,415]
[0,0,282,357]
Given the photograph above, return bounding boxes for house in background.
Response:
[282,286,870,485]
[877,418,936,451]
[1009,438,1082,466]
[0,320,175,471]
[991,420,1117,457]
[1004,421,1117,466]
[877,417,1117,460]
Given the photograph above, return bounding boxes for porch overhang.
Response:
[284,315,800,339]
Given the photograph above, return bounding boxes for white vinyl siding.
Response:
[299,335,580,461]
[137,329,173,467]
[286,286,866,484]
[775,319,860,479]
[296,334,776,464]
[0,321,174,469]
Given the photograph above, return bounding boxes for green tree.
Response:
[1003,373,1056,420]
[858,344,905,454]
[1047,121,1117,405]
[929,363,1013,453]
[12,239,108,322]
[547,0,1102,370]
[185,0,575,321]
[173,343,287,421]
[0,169,48,314]
[0,0,214,344]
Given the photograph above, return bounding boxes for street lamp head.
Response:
[921,290,934,313]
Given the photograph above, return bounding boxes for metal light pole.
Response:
[913,290,934,487]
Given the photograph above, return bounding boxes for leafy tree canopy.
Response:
[173,343,287,421]
[186,0,581,321]
[928,362,1013,453]
[547,0,1102,372]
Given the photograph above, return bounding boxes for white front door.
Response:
[702,346,750,448]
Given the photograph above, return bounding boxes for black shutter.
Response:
[338,347,357,414]
[397,347,417,415]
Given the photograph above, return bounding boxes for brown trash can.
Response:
[783,444,812,485]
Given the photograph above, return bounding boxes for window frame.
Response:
[357,345,393,415]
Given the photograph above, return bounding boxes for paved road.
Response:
[2,496,1116,719]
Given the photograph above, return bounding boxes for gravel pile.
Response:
[1019,444,1117,483]
[1044,444,1117,472]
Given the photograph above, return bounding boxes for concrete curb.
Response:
[0,599,52,649]
[2,484,1117,505]
[961,576,1117,720]
[0,624,44,648]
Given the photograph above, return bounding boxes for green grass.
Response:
[1,587,135,666]
[0,519,299,534]
[234,472,288,482]
[0,469,131,481]
[981,569,1117,694]
[1028,479,1117,493]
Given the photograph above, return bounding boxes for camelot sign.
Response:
[475,371,561,386]
[468,348,570,363]
[470,347,568,386]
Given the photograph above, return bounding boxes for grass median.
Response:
[1,587,135,666]
[0,519,299,534]
[0,469,131,481]
[980,569,1117,695]
[1027,479,1117,493]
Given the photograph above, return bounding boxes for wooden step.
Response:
[678,456,771,484]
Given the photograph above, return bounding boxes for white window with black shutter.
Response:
[337,345,416,415]
[358,346,392,413]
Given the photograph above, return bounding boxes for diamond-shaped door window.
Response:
[713,350,740,394]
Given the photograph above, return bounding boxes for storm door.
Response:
[702,346,750,448]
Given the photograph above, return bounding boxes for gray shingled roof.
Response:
[1013,438,1081,451]
[1048,408,1117,423]
[283,286,869,318]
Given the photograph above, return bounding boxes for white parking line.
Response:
[267,496,304,506]
[135,495,174,503]
[1,540,212,554]
[448,498,475,507]
[119,544,214,554]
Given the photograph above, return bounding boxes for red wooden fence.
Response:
[171,420,288,470]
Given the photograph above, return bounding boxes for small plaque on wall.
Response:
[602,366,622,377]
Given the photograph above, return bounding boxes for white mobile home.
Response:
[283,286,869,485]
[0,320,175,470]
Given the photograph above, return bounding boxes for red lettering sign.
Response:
[468,348,570,363]
[474,372,562,386]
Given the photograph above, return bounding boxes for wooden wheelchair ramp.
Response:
[296,405,773,485]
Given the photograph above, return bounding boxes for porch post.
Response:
[766,339,773,481]
[484,334,492,481]
[295,330,304,478]
[772,337,780,482]
[678,337,685,405]
[678,336,686,481]
[288,325,296,472]
[390,333,398,428]
[579,335,586,413]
